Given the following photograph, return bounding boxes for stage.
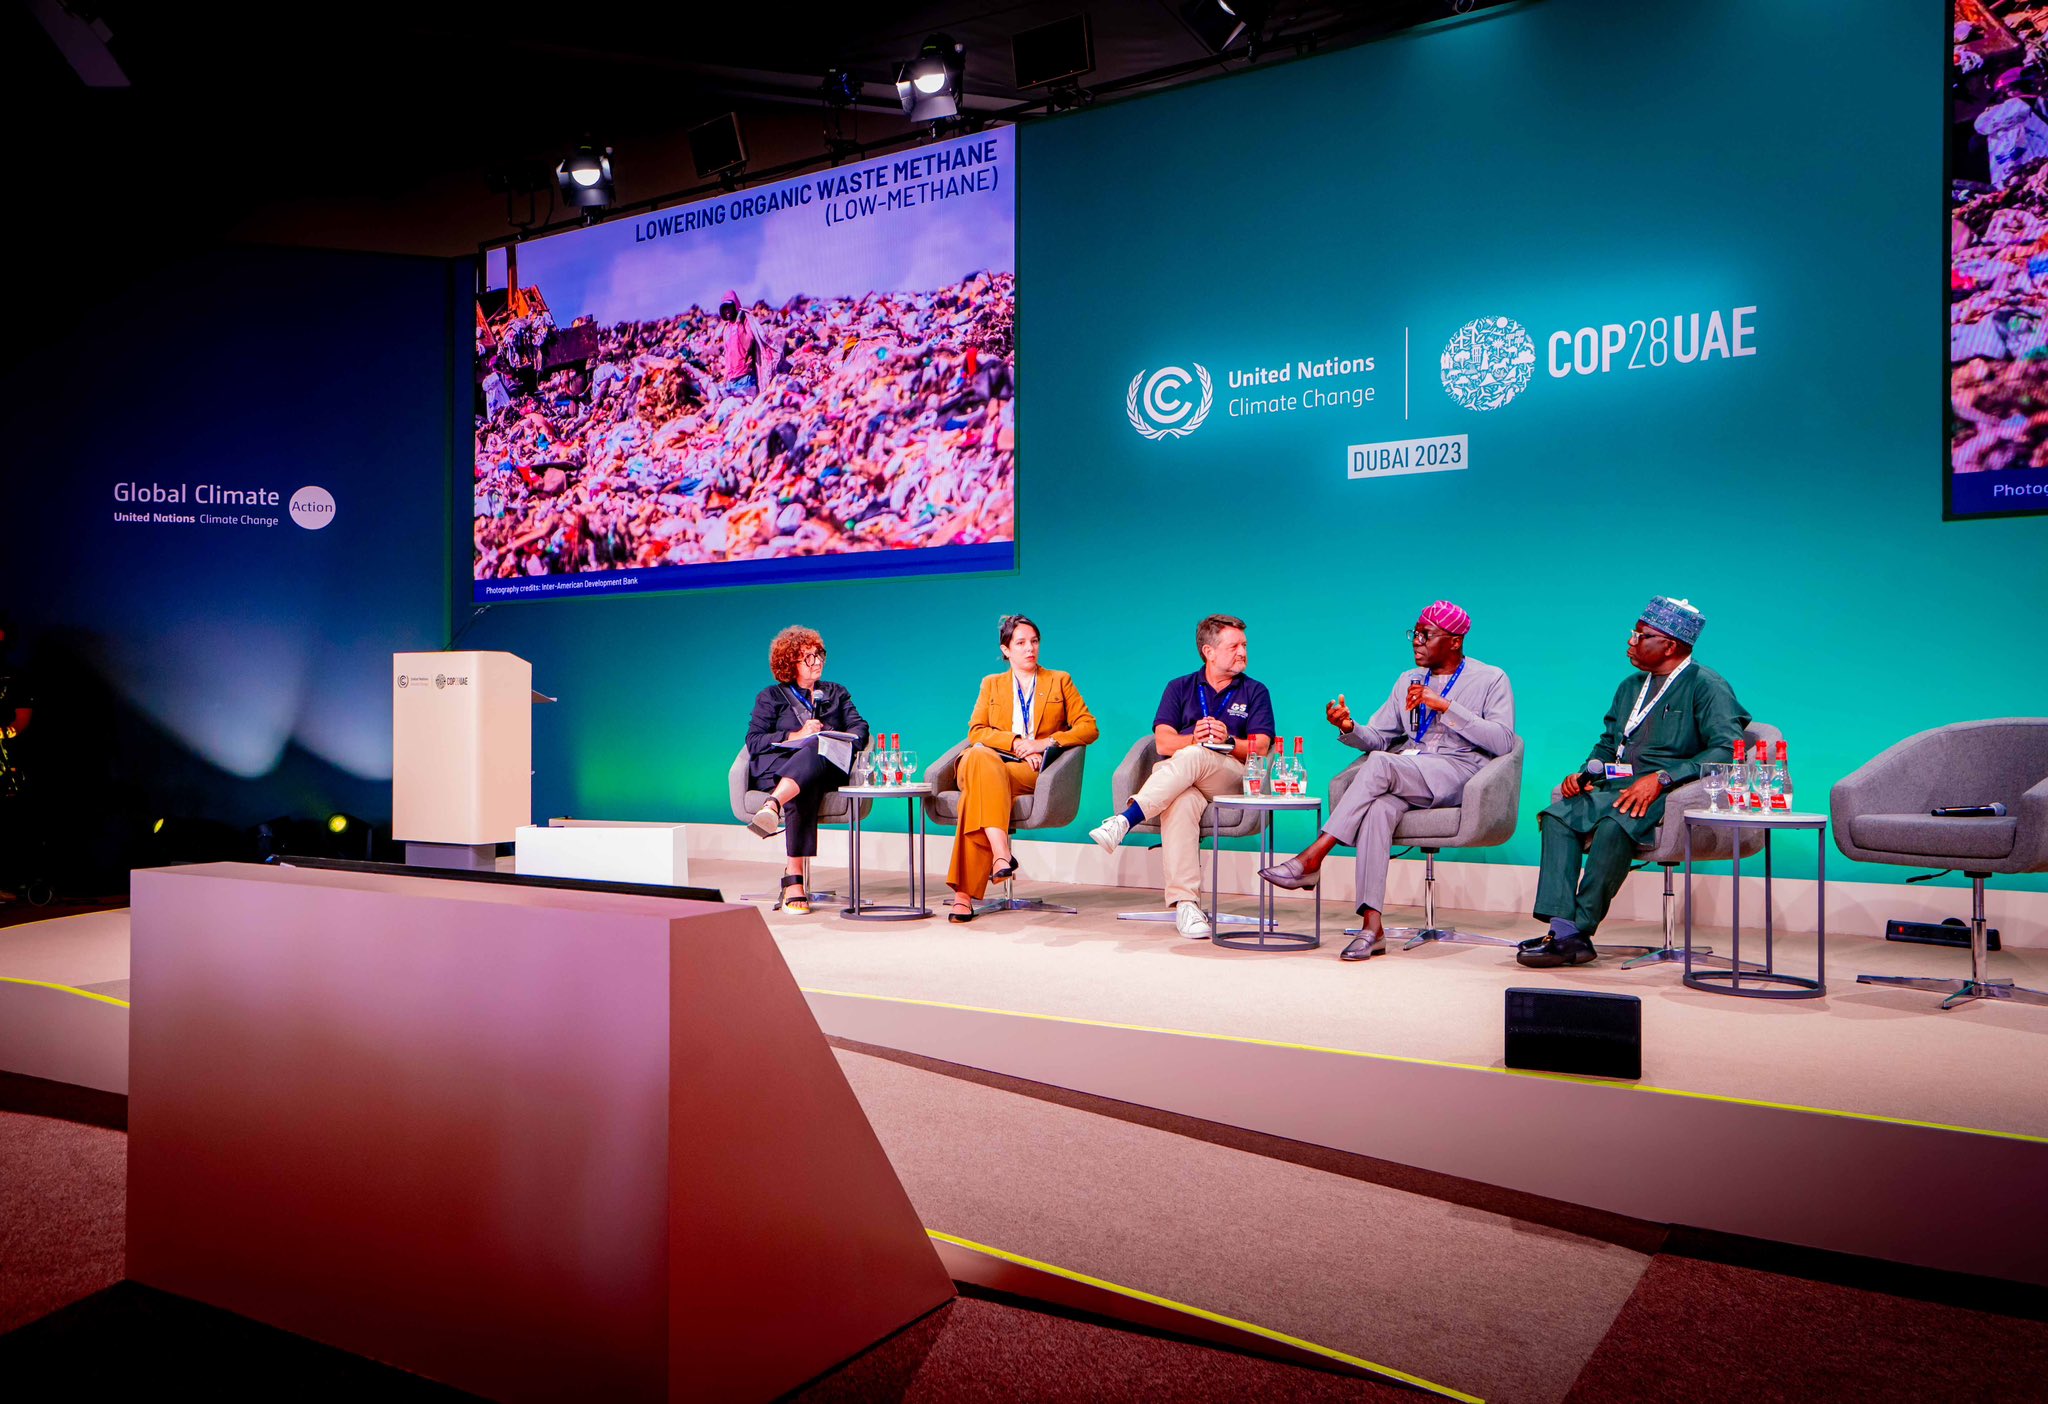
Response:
[4,855,2045,1297]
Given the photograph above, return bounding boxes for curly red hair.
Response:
[769,626,826,684]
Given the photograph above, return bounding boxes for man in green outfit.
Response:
[1518,596,1749,968]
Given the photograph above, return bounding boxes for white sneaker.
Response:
[1174,901,1214,940]
[1090,814,1130,851]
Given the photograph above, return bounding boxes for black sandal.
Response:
[991,858,1020,883]
[747,797,784,838]
[948,895,976,924]
[778,871,811,914]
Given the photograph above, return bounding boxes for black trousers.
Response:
[761,747,850,858]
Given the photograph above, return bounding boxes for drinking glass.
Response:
[896,750,919,786]
[1702,763,1728,814]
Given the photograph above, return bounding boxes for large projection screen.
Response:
[1950,1,2048,518]
[472,129,1016,598]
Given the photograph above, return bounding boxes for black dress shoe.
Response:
[1516,935,1598,968]
[1517,933,1553,953]
[1340,931,1385,961]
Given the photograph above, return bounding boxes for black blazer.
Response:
[745,680,871,790]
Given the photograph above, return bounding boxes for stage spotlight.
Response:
[1177,0,1252,53]
[822,67,862,107]
[894,34,965,122]
[555,144,615,208]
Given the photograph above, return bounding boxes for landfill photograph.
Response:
[1950,0,2048,514]
[472,129,1017,594]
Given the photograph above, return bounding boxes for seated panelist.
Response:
[1089,613,1275,941]
[945,614,1099,924]
[1259,600,1516,962]
[743,625,870,915]
[1517,595,1748,968]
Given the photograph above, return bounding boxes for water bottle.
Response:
[1747,740,1770,812]
[1771,740,1792,812]
[1729,739,1749,812]
[1292,736,1308,796]
[888,733,904,785]
[1244,745,1266,796]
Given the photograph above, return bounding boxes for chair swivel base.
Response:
[975,896,1079,916]
[1856,974,2048,1010]
[1620,945,1764,973]
[1382,925,1519,949]
[1117,910,1262,926]
[744,888,840,906]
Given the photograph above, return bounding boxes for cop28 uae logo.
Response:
[1126,364,1214,439]
[1441,317,1536,412]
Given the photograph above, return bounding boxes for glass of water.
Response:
[1702,762,1729,814]
[896,750,919,786]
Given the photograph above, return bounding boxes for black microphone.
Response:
[1932,803,2007,818]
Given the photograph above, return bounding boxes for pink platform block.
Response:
[128,863,952,1401]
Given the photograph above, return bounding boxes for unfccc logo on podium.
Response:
[1126,363,1214,440]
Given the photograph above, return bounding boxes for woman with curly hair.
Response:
[743,625,869,913]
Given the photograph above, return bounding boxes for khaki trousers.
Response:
[1132,745,1246,906]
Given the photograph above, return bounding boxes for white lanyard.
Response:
[1620,657,1689,754]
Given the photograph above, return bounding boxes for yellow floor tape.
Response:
[809,987,2046,1144]
[0,976,129,1008]
[930,1228,1483,1403]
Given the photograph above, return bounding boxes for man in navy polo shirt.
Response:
[1090,613,1276,939]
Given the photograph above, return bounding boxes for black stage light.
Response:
[1012,14,1094,89]
[687,113,748,180]
[895,33,965,122]
[555,144,615,208]
[1177,0,1250,53]
[822,67,863,107]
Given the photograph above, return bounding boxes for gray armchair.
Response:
[727,746,870,906]
[1327,736,1523,947]
[1109,735,1265,925]
[1835,718,2048,1010]
[923,741,1089,914]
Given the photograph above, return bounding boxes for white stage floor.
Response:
[695,857,2048,1141]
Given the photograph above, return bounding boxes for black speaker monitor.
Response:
[688,112,747,179]
[1012,14,1094,88]
[1504,988,1641,1080]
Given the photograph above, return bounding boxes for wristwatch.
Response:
[1654,770,1673,790]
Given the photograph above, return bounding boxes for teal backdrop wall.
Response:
[468,0,2047,893]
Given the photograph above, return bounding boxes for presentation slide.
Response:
[471,128,1016,599]
[1950,0,2048,518]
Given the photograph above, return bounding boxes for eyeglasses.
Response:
[1407,628,1450,643]
[800,649,827,663]
[1627,628,1673,645]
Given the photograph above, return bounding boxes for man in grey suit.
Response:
[1260,600,1516,962]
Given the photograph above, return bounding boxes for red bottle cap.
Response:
[891,733,900,747]
[1775,740,1787,759]
[1733,739,1746,758]
[1294,736,1304,750]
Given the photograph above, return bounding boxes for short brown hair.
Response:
[1195,613,1246,653]
[769,625,825,684]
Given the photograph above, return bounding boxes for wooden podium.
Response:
[392,650,534,868]
[128,863,955,1401]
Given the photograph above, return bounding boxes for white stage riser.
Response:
[686,823,2048,946]
[810,992,2048,1289]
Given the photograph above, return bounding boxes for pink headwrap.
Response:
[1418,600,1471,636]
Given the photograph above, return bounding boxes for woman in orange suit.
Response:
[946,615,1099,923]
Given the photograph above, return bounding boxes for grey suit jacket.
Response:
[1341,656,1517,804]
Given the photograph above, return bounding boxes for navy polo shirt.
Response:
[1153,669,1275,740]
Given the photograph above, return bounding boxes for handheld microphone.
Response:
[1932,803,2008,818]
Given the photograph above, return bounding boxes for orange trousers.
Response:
[946,745,1040,898]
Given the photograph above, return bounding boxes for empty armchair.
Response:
[1327,736,1524,947]
[1835,718,2048,1010]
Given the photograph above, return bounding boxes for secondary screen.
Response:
[1951,1,2048,517]
[472,128,1017,598]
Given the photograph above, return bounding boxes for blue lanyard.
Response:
[1014,674,1036,735]
[785,684,815,716]
[1412,661,1465,743]
[1197,678,1238,730]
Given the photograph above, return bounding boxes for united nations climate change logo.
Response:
[1441,317,1536,412]
[1126,364,1214,440]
